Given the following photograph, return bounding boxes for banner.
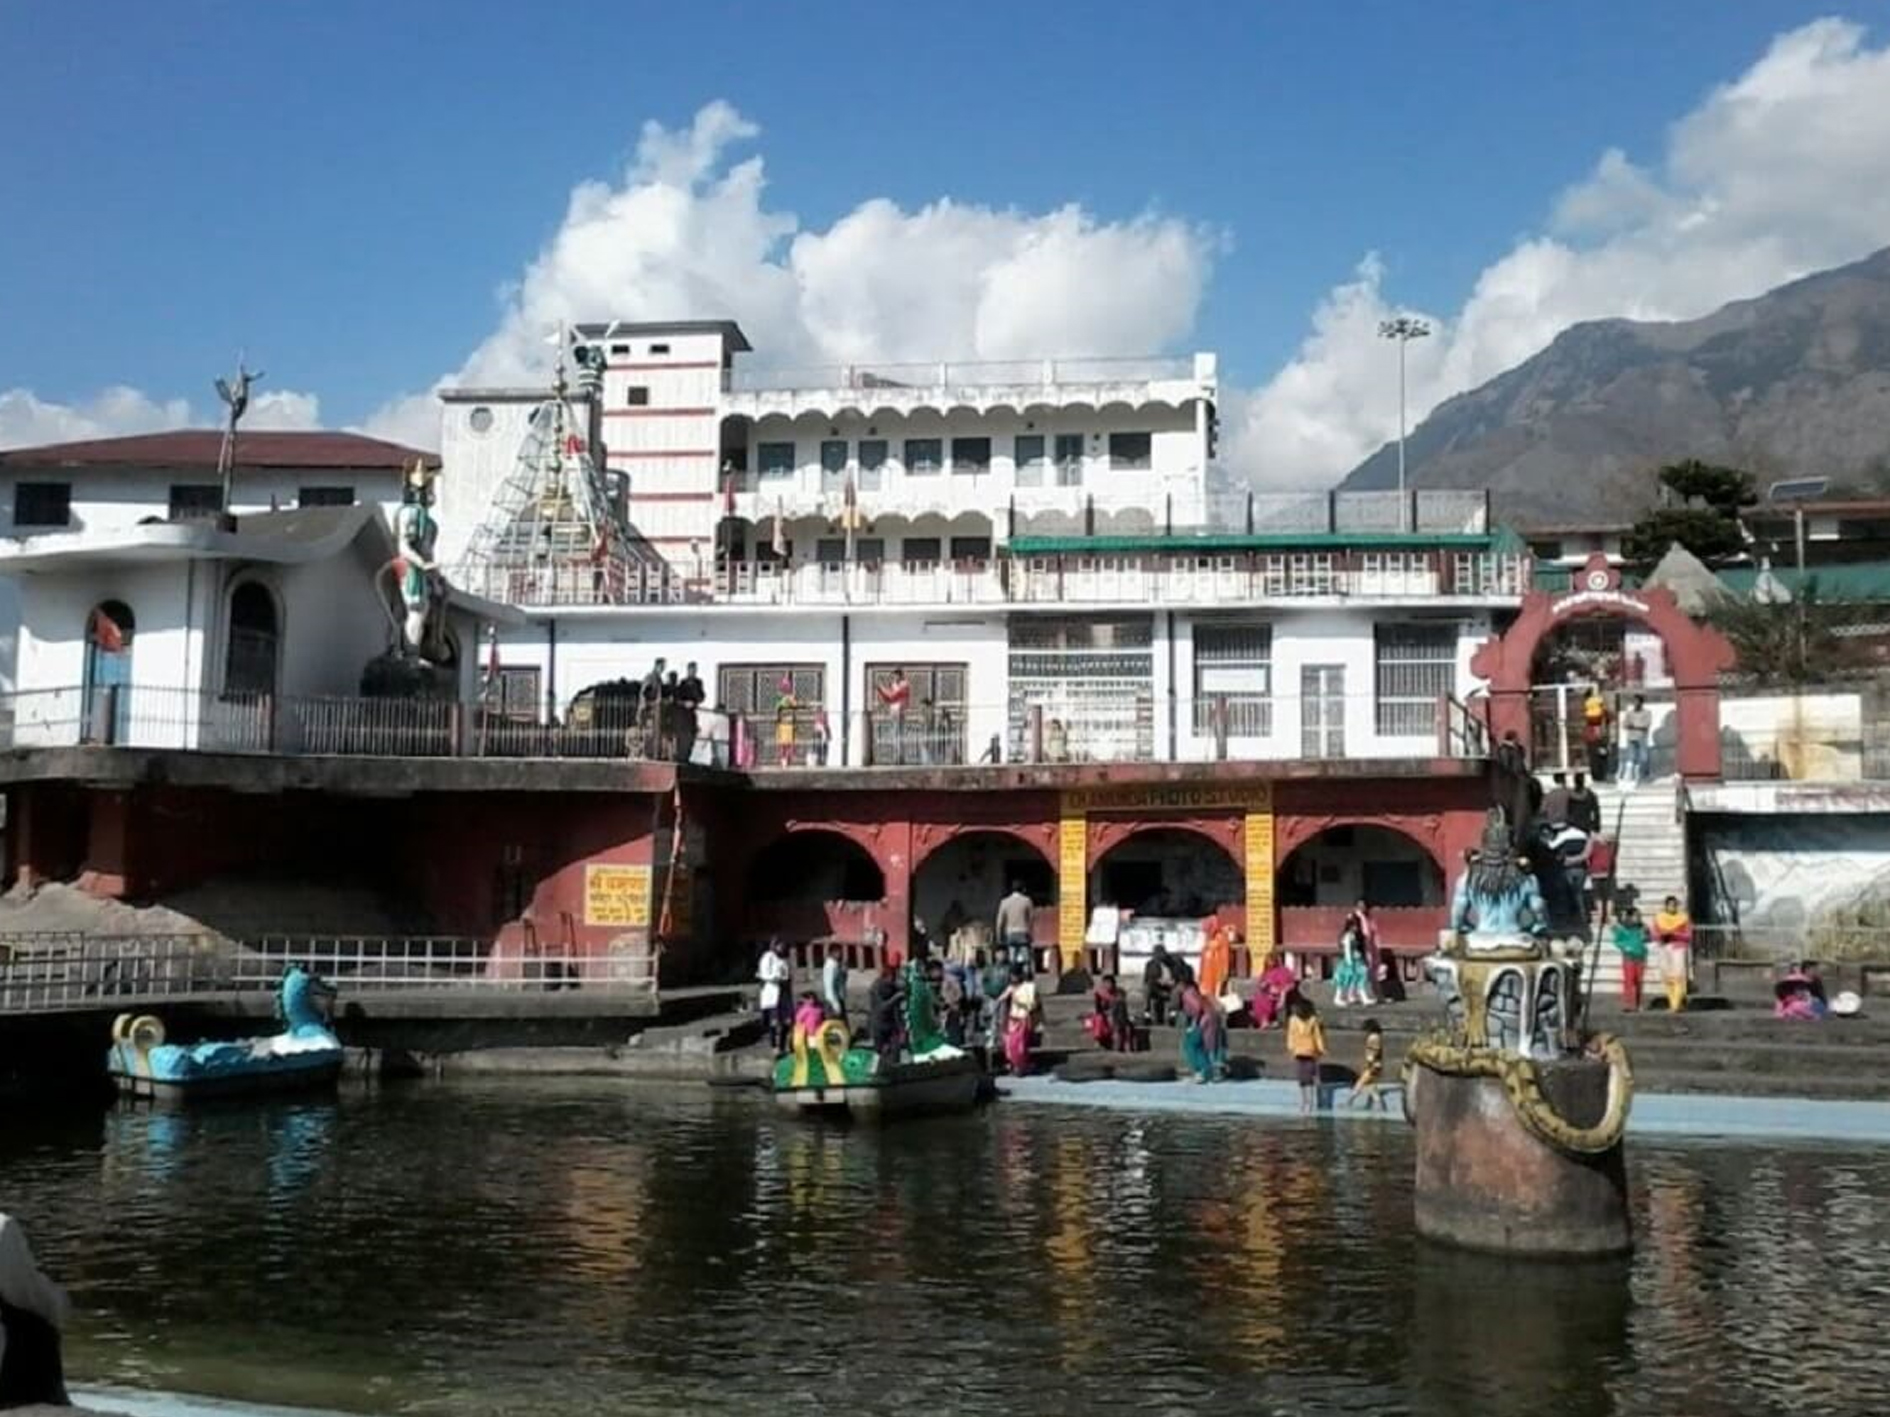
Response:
[584,863,652,928]
[1245,808,1275,971]
[1058,812,1088,967]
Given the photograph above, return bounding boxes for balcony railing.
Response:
[727,356,1198,395]
[451,551,1534,609]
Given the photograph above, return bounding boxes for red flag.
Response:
[564,433,584,456]
[89,607,126,654]
[723,469,736,517]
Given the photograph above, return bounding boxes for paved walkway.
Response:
[999,1075,1890,1145]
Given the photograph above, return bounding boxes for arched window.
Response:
[224,582,280,699]
[82,600,135,743]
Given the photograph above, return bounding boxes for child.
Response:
[1611,905,1649,1012]
[1348,1019,1385,1109]
[1286,994,1326,1115]
[1652,895,1692,1013]
[792,990,825,1042]
[1085,974,1124,1050]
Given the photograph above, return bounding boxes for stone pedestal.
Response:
[1411,1059,1631,1257]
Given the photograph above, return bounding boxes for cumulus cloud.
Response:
[363,100,1220,439]
[1228,17,1890,487]
[0,384,322,449]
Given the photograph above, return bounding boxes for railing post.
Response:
[1027,704,1045,764]
[1213,694,1229,761]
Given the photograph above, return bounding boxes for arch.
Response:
[1470,554,1734,778]
[223,579,281,699]
[1276,823,1446,909]
[82,599,135,744]
[743,828,889,948]
[911,828,1057,946]
[1089,825,1243,921]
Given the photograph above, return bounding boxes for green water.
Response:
[4,1081,1887,1416]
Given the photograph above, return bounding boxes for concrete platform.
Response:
[51,1389,359,1417]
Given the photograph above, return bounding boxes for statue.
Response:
[390,459,442,658]
[1403,807,1635,1257]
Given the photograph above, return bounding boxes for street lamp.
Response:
[1767,475,1830,680]
[1378,315,1431,530]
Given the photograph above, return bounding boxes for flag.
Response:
[564,433,584,456]
[89,607,126,654]
[772,498,787,558]
[722,464,736,518]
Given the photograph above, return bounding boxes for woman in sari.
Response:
[1178,983,1228,1082]
[1251,959,1297,1030]
[1334,905,1377,1008]
[1198,914,1233,1004]
[996,965,1040,1076]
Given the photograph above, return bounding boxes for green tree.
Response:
[1704,577,1854,685]
[1622,460,1758,565]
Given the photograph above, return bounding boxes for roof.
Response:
[0,429,437,473]
[1717,559,1890,603]
[572,319,752,352]
[1006,531,1497,555]
[1747,499,1890,519]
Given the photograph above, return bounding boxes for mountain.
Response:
[1341,246,1890,524]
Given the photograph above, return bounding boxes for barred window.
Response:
[1375,623,1456,736]
[1193,623,1272,737]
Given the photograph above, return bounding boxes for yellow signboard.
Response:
[1058,812,1088,967]
[1244,808,1275,972]
[1062,781,1273,815]
[584,863,651,928]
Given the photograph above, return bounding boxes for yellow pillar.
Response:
[1245,787,1275,974]
[1058,803,1087,969]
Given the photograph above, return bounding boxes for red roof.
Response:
[0,429,437,472]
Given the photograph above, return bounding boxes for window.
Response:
[949,536,992,562]
[816,538,846,564]
[649,343,670,355]
[1014,435,1046,487]
[1375,623,1457,736]
[626,386,650,407]
[13,481,71,528]
[1108,431,1153,471]
[758,441,797,476]
[718,664,825,765]
[820,439,848,492]
[483,666,542,722]
[168,484,223,520]
[299,485,355,508]
[1054,433,1084,486]
[859,439,888,490]
[950,437,991,475]
[902,537,942,563]
[865,662,968,765]
[223,582,279,699]
[904,438,942,476]
[467,406,494,434]
[855,537,884,564]
[1193,623,1272,737]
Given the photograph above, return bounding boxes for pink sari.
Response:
[1252,963,1297,1029]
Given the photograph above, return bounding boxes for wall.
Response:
[600,331,728,559]
[1694,812,1890,947]
[1278,824,1445,907]
[16,562,198,706]
[436,394,551,569]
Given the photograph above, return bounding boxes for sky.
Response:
[3,1,1889,487]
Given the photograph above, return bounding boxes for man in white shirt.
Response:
[0,1211,72,1406]
[757,939,793,1055]
[820,943,849,1026]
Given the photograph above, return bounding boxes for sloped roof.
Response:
[1642,542,1728,616]
[0,429,437,472]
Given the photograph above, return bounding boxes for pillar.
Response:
[77,790,134,899]
[880,820,915,961]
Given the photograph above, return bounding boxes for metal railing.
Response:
[726,355,1198,394]
[0,933,656,1016]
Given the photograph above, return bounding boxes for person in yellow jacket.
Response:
[1286,994,1327,1115]
[1652,895,1693,1013]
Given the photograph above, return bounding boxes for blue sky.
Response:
[3,2,1888,482]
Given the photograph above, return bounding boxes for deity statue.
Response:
[391,459,441,657]
[1449,808,1547,948]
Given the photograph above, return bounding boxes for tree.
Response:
[1622,460,1758,565]
[1704,578,1855,685]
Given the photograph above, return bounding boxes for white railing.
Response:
[727,355,1197,394]
[0,933,657,1015]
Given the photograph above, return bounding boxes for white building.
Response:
[434,321,1528,766]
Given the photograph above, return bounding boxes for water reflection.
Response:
[3,1084,1890,1416]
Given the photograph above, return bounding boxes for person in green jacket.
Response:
[1612,903,1649,1011]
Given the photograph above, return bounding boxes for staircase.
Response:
[1587,778,1689,997]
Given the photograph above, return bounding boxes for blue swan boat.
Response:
[108,964,345,1101]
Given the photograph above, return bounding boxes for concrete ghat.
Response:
[998,1076,1890,1146]
[61,1389,363,1417]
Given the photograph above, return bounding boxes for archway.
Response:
[744,830,888,947]
[1091,827,1243,921]
[912,830,1056,952]
[1471,554,1734,779]
[1276,823,1448,957]
[224,581,281,698]
[82,600,135,743]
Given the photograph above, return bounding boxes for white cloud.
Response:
[0,384,322,449]
[1228,17,1890,488]
[363,100,1219,437]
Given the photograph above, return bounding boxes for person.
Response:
[1198,914,1233,1003]
[773,677,799,767]
[0,1212,72,1408]
[877,667,911,762]
[1142,944,1187,1026]
[1569,771,1601,835]
[820,942,848,1025]
[1611,904,1649,1011]
[980,949,1013,1060]
[1583,686,1613,782]
[1586,833,1616,924]
[995,880,1035,971]
[811,709,831,767]
[996,964,1040,1075]
[1653,895,1692,1013]
[1348,901,1381,1002]
[934,959,967,1046]
[1544,818,1592,936]
[1376,945,1406,1003]
[978,733,1002,765]
[1086,974,1135,1052]
[793,990,826,1041]
[638,657,667,756]
[1178,982,1228,1082]
[1252,958,1298,1029]
[1287,994,1327,1116]
[1620,695,1653,786]
[1347,1019,1385,1109]
[1540,771,1572,828]
[1045,717,1068,763]
[757,939,793,1055]
[1333,910,1374,1008]
[675,663,704,764]
[866,958,906,1061]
